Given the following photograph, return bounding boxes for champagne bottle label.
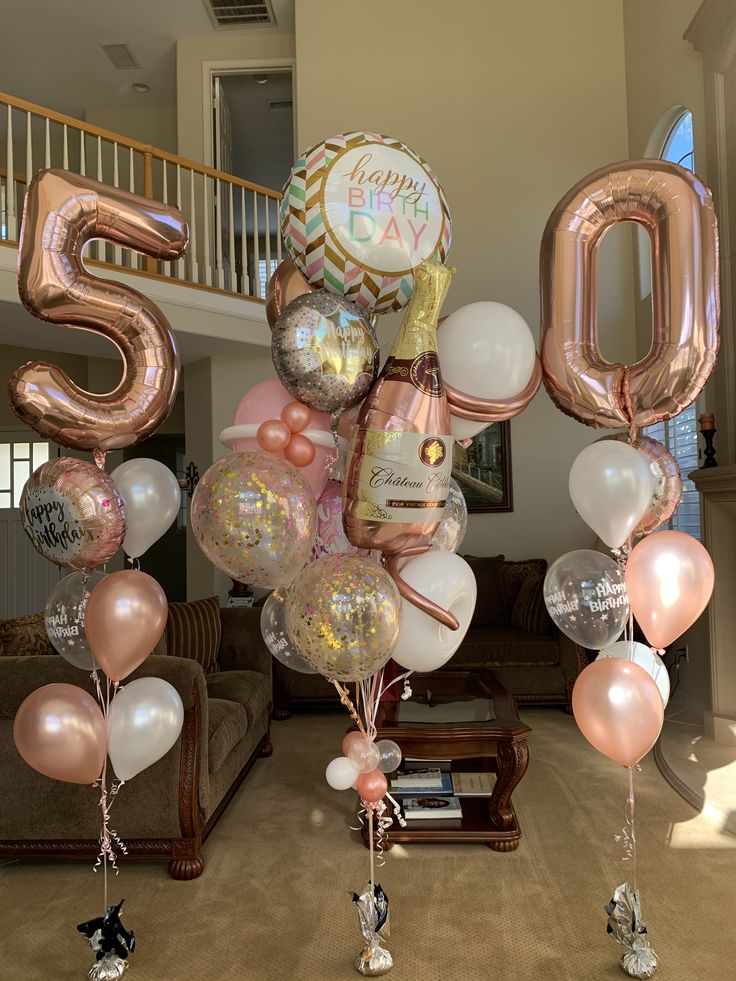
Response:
[352,429,452,522]
[382,352,444,396]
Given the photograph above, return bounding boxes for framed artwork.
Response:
[451,421,513,513]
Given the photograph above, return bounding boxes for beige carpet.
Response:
[1,708,735,981]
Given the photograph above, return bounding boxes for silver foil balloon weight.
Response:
[88,954,128,980]
[78,901,135,980]
[353,883,392,976]
[605,882,658,978]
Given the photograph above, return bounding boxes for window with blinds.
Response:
[644,404,701,539]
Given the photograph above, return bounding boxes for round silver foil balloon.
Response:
[271,291,380,414]
[44,571,106,669]
[260,589,317,674]
[429,477,467,552]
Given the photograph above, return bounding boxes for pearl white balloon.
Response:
[107,678,184,781]
[391,551,477,672]
[568,441,654,549]
[325,756,361,791]
[597,641,670,707]
[111,458,182,559]
[438,302,537,442]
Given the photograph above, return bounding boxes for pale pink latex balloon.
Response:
[572,660,664,768]
[282,401,312,434]
[284,433,316,467]
[86,570,168,682]
[232,379,335,499]
[342,730,366,757]
[14,683,106,784]
[356,768,388,803]
[625,530,714,650]
[257,419,291,452]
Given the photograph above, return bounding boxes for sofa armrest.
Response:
[556,631,588,700]
[217,606,272,677]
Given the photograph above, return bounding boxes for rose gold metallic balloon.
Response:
[603,434,682,535]
[20,457,126,572]
[540,160,719,429]
[281,400,312,433]
[85,570,168,682]
[356,768,388,803]
[265,258,314,330]
[284,433,316,467]
[10,169,188,452]
[14,683,106,784]
[257,419,292,452]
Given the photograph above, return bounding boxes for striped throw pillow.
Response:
[510,574,553,636]
[165,596,222,674]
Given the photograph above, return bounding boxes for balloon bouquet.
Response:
[9,169,190,980]
[540,160,719,978]
[188,130,540,975]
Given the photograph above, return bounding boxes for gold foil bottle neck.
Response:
[401,259,454,331]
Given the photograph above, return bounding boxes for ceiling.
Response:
[0,0,294,119]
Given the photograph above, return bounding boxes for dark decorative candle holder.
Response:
[701,428,717,468]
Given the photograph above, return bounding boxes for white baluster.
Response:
[228,183,235,292]
[176,164,185,281]
[202,174,211,286]
[253,192,261,299]
[62,124,68,169]
[240,187,249,295]
[79,130,86,175]
[44,118,50,169]
[25,110,32,187]
[95,136,103,261]
[189,168,199,283]
[215,176,224,289]
[129,148,139,269]
[112,143,122,268]
[265,194,272,291]
[276,196,282,263]
[6,105,16,241]
[162,161,170,275]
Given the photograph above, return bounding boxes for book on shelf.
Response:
[404,758,452,772]
[390,767,445,790]
[389,771,453,796]
[402,796,463,820]
[451,772,495,797]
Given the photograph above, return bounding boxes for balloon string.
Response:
[368,809,375,890]
[331,680,368,736]
[628,766,638,892]
[94,677,126,895]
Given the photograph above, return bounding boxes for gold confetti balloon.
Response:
[284,553,401,682]
[191,451,316,589]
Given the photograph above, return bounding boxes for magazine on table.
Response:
[390,771,453,795]
[402,796,463,820]
[391,767,446,790]
[451,772,495,797]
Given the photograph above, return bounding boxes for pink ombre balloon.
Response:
[572,659,664,768]
[625,530,714,649]
[232,379,335,499]
[356,768,388,803]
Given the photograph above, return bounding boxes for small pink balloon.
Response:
[257,419,291,453]
[572,659,664,768]
[342,729,366,757]
[625,530,714,649]
[282,400,312,434]
[356,768,388,803]
[284,433,316,467]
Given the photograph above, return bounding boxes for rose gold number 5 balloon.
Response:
[540,160,719,429]
[10,169,189,452]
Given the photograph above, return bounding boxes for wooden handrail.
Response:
[0,89,283,200]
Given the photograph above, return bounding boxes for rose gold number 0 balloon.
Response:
[10,169,189,452]
[540,160,719,429]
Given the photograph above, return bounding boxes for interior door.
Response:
[0,433,61,618]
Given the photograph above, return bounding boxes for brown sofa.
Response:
[271,556,586,716]
[0,605,272,880]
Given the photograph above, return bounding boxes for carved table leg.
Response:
[259,732,274,758]
[168,837,204,880]
[489,739,529,832]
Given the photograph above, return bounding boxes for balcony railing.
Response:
[0,91,283,302]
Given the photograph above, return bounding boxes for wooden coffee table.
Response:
[366,670,531,851]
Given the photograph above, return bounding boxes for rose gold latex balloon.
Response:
[265,258,314,330]
[540,160,719,429]
[603,434,682,535]
[356,768,388,803]
[284,433,316,467]
[257,419,291,453]
[342,730,366,757]
[625,530,714,650]
[572,660,664,768]
[14,683,106,784]
[281,400,312,434]
[10,169,188,452]
[85,570,168,682]
[20,457,126,572]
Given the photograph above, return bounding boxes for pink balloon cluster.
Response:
[325,731,403,804]
[257,400,316,469]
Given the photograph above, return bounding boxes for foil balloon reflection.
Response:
[540,160,719,428]
[265,257,314,329]
[271,291,380,415]
[20,458,126,572]
[45,571,106,670]
[10,169,188,452]
[602,434,681,536]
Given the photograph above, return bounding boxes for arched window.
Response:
[644,108,701,539]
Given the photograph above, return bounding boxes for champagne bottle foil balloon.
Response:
[343,259,454,556]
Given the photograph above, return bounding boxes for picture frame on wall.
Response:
[451,422,512,513]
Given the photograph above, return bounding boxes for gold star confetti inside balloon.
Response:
[284,553,401,682]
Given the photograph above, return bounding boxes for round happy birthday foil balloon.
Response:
[284,553,401,681]
[20,458,126,572]
[280,132,453,313]
[191,451,316,589]
[272,291,380,414]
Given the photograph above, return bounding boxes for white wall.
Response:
[294,0,636,562]
[85,106,178,153]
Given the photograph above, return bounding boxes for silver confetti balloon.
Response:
[271,291,380,414]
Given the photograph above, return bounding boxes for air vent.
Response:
[99,43,139,70]
[203,0,276,28]
[269,100,293,112]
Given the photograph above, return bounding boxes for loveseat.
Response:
[0,600,272,880]
[271,556,586,716]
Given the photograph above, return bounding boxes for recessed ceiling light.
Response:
[132,82,150,94]
[254,74,269,85]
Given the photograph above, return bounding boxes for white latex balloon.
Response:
[568,441,654,549]
[438,302,537,442]
[597,641,670,707]
[108,678,184,781]
[111,458,182,559]
[392,551,477,672]
[325,756,361,791]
